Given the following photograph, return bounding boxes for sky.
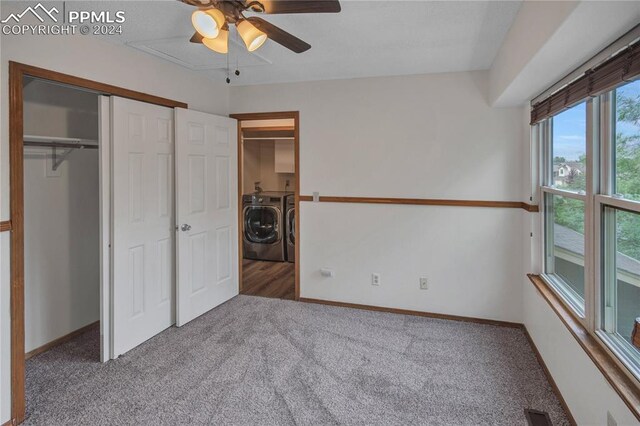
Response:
[616,80,640,138]
[553,101,586,162]
[552,80,640,161]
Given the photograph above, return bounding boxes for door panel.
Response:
[175,108,238,326]
[111,96,175,356]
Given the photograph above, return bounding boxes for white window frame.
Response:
[539,100,595,323]
[594,88,640,380]
[537,86,640,382]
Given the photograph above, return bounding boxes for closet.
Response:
[14,67,240,420]
[23,78,100,359]
[20,78,240,363]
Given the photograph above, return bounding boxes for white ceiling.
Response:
[77,0,522,86]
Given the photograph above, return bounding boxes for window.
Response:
[537,78,640,381]
[597,80,640,378]
[533,35,640,397]
[541,102,588,315]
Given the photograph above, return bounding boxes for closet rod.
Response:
[23,141,98,149]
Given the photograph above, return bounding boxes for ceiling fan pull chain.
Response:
[235,29,241,77]
[226,49,230,84]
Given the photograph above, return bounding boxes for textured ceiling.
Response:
[72,0,522,85]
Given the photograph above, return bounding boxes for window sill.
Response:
[539,273,585,319]
[528,274,640,421]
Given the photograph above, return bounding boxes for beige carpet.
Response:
[25,295,569,425]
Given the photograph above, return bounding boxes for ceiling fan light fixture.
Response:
[191,8,225,39]
[236,19,268,52]
[202,25,229,54]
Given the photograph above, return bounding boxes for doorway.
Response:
[230,112,300,301]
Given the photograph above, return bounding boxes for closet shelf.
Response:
[23,134,98,148]
[23,135,98,171]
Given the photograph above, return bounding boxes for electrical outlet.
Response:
[371,273,381,286]
[420,277,428,290]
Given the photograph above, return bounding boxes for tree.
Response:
[613,90,640,260]
[615,91,640,201]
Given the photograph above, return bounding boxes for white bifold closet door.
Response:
[111,96,175,357]
[175,108,238,327]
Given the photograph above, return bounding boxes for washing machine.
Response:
[285,194,295,263]
[243,192,290,262]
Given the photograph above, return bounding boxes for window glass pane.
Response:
[551,102,587,192]
[603,207,640,346]
[614,80,640,202]
[545,193,585,307]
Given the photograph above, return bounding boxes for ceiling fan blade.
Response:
[190,32,204,43]
[247,17,311,53]
[259,0,341,14]
[179,0,213,7]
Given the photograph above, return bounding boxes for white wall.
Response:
[23,79,98,140]
[23,149,100,353]
[489,1,640,107]
[0,34,230,424]
[243,140,261,194]
[523,282,638,425]
[230,71,526,322]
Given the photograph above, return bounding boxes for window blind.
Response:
[530,40,640,124]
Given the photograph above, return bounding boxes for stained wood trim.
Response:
[294,113,300,300]
[236,120,244,292]
[9,60,26,425]
[241,126,295,132]
[528,274,640,421]
[0,221,11,232]
[231,111,299,121]
[299,297,523,328]
[11,62,187,108]
[9,62,189,425]
[522,326,577,426]
[25,321,99,360]
[233,111,300,301]
[2,420,14,426]
[242,128,295,139]
[300,195,539,212]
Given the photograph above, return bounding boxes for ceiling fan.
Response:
[181,0,341,54]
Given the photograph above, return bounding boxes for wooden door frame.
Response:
[7,61,187,425]
[230,111,300,300]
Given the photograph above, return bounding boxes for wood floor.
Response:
[241,259,295,300]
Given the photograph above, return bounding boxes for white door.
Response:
[111,96,175,356]
[175,108,238,327]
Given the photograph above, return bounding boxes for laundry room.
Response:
[237,116,297,300]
